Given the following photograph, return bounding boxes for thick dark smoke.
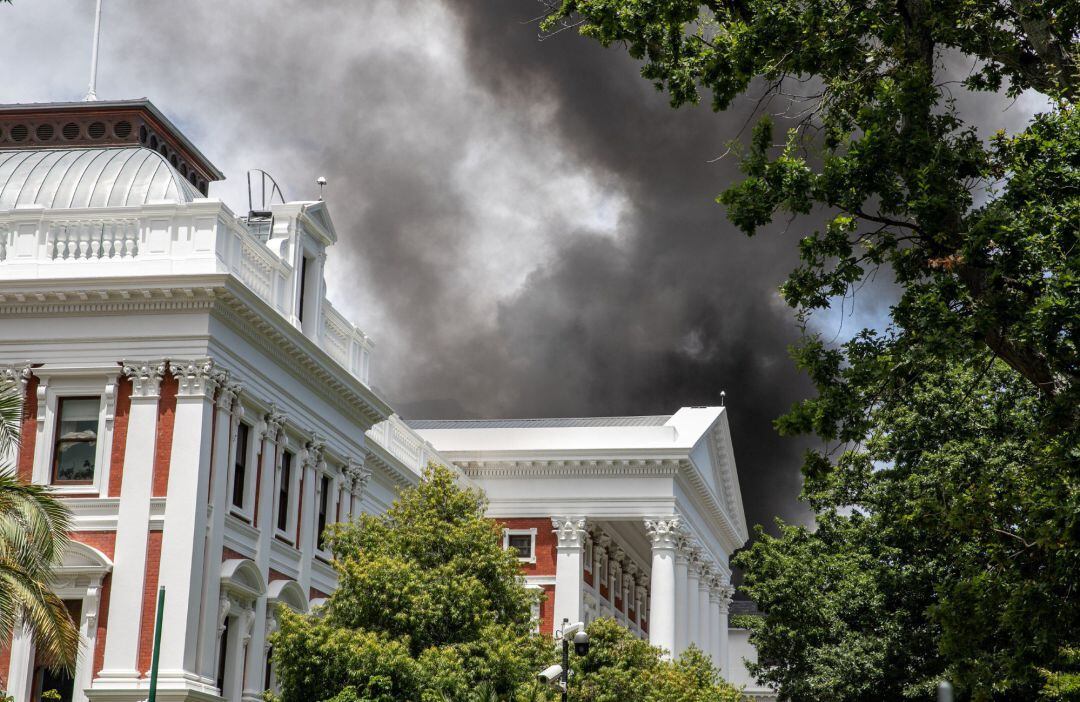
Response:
[4,0,905,534]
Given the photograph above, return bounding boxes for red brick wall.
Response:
[0,631,10,690]
[309,587,330,600]
[268,568,291,583]
[136,531,163,676]
[151,376,177,497]
[17,375,38,482]
[108,377,133,496]
[93,574,113,677]
[222,546,251,562]
[539,585,555,636]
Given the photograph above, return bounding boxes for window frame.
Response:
[227,418,258,519]
[314,470,337,558]
[31,369,119,497]
[502,528,537,564]
[50,396,101,486]
[274,447,302,544]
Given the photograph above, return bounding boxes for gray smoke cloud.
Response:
[13,0,1044,538]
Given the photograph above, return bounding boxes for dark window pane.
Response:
[508,534,532,559]
[316,474,330,550]
[53,397,99,483]
[232,423,249,509]
[277,453,292,532]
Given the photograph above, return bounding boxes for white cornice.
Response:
[0,273,394,430]
[462,458,681,479]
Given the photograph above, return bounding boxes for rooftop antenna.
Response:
[316,176,327,201]
[84,0,103,101]
[720,390,726,407]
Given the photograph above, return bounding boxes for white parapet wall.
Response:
[728,627,777,701]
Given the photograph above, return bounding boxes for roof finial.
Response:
[720,390,726,407]
[84,0,103,101]
[316,176,327,201]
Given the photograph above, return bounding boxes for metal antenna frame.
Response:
[246,169,286,213]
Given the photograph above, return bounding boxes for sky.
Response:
[0,1,1048,536]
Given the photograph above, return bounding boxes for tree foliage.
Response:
[271,465,551,702]
[0,380,78,688]
[571,619,743,702]
[541,0,1078,699]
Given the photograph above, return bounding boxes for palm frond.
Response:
[0,381,22,457]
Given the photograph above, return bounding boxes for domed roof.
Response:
[0,146,203,210]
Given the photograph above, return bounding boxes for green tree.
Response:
[571,619,743,702]
[0,380,79,688]
[540,0,1078,699]
[270,464,552,702]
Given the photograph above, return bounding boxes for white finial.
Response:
[84,0,104,101]
[720,390,726,407]
[316,176,327,200]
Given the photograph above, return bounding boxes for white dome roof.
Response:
[0,146,202,210]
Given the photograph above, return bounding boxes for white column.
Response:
[685,556,701,652]
[551,517,587,634]
[243,409,284,702]
[227,605,255,702]
[98,361,165,685]
[6,624,34,702]
[345,458,371,519]
[156,360,219,686]
[718,582,735,679]
[698,570,713,654]
[197,380,242,682]
[644,518,679,658]
[75,579,105,702]
[297,435,323,592]
[708,583,722,670]
[673,539,689,655]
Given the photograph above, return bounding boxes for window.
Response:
[216,617,230,692]
[316,474,331,551]
[298,255,310,323]
[503,529,536,563]
[276,452,293,533]
[52,397,99,484]
[232,423,250,510]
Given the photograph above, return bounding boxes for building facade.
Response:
[0,98,771,702]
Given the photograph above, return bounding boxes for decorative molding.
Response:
[262,405,287,440]
[644,517,682,549]
[343,457,371,497]
[0,362,33,388]
[170,358,221,398]
[551,516,588,548]
[462,458,681,479]
[121,359,166,398]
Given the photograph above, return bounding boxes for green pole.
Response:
[147,587,165,702]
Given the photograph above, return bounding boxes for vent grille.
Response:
[10,124,28,141]
[113,120,132,138]
[87,121,106,139]
[62,122,80,139]
[35,124,55,141]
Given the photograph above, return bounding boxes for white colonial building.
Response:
[0,98,771,702]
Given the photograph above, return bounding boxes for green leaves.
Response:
[271,465,549,702]
[0,380,78,677]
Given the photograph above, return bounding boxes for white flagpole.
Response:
[84,0,103,101]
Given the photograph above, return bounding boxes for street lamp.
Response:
[537,619,590,701]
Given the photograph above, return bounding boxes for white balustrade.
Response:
[366,415,447,477]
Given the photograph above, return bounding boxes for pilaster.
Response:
[97,360,165,685]
[155,359,221,691]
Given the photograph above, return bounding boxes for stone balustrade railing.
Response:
[367,414,451,477]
